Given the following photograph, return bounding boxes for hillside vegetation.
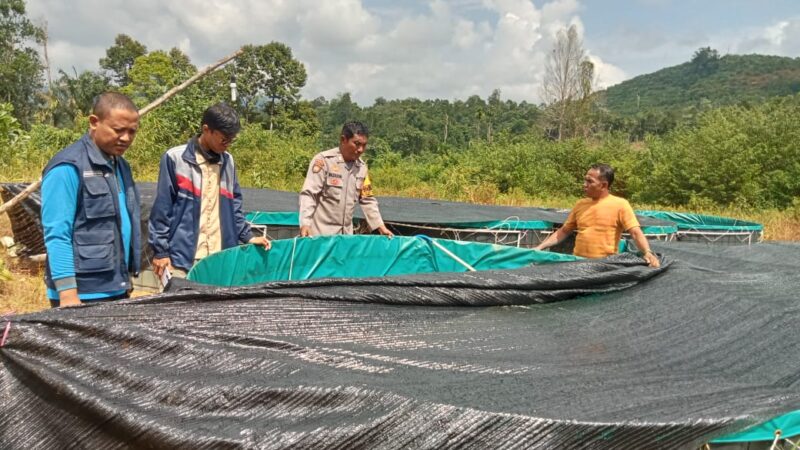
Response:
[602,50,800,116]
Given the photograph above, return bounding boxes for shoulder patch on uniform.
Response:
[361,174,374,197]
[312,158,324,173]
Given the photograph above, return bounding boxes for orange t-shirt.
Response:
[564,194,640,258]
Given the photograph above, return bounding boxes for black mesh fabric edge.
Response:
[2,244,799,449]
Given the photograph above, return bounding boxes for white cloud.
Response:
[45,40,107,79]
[587,55,627,90]
[26,0,624,104]
[298,0,378,49]
[734,17,800,56]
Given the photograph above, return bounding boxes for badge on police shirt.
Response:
[312,158,324,173]
[329,164,340,173]
[362,174,374,197]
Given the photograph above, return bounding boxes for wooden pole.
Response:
[138,48,243,116]
[0,47,244,216]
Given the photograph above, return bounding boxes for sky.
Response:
[25,0,800,105]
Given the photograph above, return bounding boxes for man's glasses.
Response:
[215,130,236,145]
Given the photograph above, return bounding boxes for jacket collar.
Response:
[181,136,200,166]
[82,133,114,169]
[182,135,229,170]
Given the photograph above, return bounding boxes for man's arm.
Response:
[627,226,660,268]
[230,162,254,245]
[618,199,659,268]
[358,173,393,237]
[299,156,325,237]
[41,164,81,307]
[534,223,575,252]
[536,205,578,252]
[228,163,270,250]
[148,152,177,277]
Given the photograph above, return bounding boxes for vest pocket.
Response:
[74,227,115,273]
[83,176,115,219]
[75,244,114,272]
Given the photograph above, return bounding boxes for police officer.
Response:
[299,122,393,237]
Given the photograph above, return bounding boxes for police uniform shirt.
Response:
[299,147,385,235]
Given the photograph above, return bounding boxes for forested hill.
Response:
[602,50,800,116]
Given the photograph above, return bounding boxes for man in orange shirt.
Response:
[535,164,660,268]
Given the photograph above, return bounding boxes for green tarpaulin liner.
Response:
[636,210,763,231]
[245,211,300,226]
[243,211,673,234]
[713,410,800,443]
[187,235,580,287]
[243,212,554,231]
[438,221,676,235]
[639,224,679,235]
[439,220,553,230]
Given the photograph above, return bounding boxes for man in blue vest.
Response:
[41,92,142,307]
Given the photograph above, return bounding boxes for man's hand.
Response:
[58,288,82,308]
[643,250,661,268]
[299,226,311,237]
[628,227,661,268]
[376,225,394,238]
[152,257,172,278]
[249,236,272,250]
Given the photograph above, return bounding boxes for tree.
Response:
[0,102,22,144]
[48,69,110,127]
[691,46,720,76]
[269,100,320,137]
[118,48,230,154]
[99,34,147,86]
[121,49,197,105]
[540,25,595,140]
[0,0,44,127]
[235,42,307,127]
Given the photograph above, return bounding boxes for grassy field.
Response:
[0,214,49,314]
[1,191,798,316]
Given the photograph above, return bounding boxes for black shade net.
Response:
[139,182,674,229]
[2,242,799,449]
[0,183,46,256]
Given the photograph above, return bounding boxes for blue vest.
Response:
[42,134,142,294]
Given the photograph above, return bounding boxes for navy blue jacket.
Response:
[42,134,142,294]
[148,138,253,271]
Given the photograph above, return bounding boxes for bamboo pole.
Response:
[138,48,243,116]
[0,47,244,216]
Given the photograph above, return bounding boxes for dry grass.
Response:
[0,214,49,314]
[741,210,800,241]
[0,214,157,314]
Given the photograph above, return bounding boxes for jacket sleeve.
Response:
[232,167,253,244]
[41,164,79,291]
[358,172,385,231]
[299,155,325,228]
[148,152,177,259]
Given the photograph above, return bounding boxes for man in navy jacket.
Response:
[148,103,269,280]
[41,92,142,307]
